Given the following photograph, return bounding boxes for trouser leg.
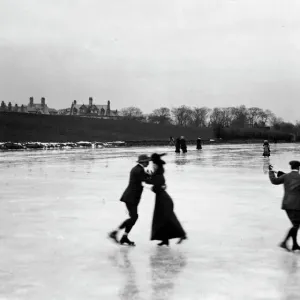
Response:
[291,225,300,246]
[285,210,300,247]
[119,203,138,234]
[283,227,294,243]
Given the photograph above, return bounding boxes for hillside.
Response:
[0,112,214,142]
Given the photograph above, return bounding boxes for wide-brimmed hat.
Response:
[289,160,300,169]
[137,154,151,163]
[151,153,166,165]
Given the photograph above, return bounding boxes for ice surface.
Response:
[1,144,300,299]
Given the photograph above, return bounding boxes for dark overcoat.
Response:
[269,170,300,210]
[120,164,150,205]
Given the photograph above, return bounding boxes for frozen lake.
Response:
[1,143,300,300]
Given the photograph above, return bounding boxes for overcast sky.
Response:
[0,0,300,121]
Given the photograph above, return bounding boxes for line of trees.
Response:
[119,105,300,134]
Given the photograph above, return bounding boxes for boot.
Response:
[177,235,187,244]
[108,231,119,244]
[120,235,135,246]
[157,240,169,246]
[292,244,300,252]
[279,241,290,252]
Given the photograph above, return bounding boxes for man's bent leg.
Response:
[120,203,138,246]
[118,203,138,232]
[124,203,138,234]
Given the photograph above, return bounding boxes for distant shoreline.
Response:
[0,139,295,151]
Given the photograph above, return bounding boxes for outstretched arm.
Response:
[269,171,285,185]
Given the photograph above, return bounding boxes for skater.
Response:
[196,137,202,150]
[169,136,175,146]
[268,161,300,252]
[108,154,151,246]
[263,140,270,157]
[180,136,187,153]
[175,137,180,153]
[149,153,187,246]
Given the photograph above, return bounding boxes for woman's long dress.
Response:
[150,172,186,241]
[263,144,270,157]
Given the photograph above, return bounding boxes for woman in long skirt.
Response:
[263,140,270,157]
[149,153,187,246]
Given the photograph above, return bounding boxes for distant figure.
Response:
[180,136,187,153]
[175,137,181,153]
[263,140,270,157]
[269,161,300,252]
[169,136,175,146]
[196,137,202,150]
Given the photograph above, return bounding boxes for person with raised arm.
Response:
[268,161,300,252]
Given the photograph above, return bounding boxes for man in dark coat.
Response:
[180,136,187,153]
[175,137,181,153]
[196,137,202,150]
[109,154,151,246]
[269,161,300,251]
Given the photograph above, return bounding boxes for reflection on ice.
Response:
[109,248,140,300]
[108,247,187,300]
[279,255,300,300]
[263,157,271,174]
[150,248,186,300]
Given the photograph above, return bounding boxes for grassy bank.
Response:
[219,127,294,142]
[0,112,214,142]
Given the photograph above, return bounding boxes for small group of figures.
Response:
[169,136,203,153]
[269,160,300,252]
[109,153,187,247]
[263,140,271,157]
[174,136,187,153]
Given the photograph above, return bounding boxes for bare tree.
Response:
[231,105,248,128]
[148,107,172,125]
[222,107,235,127]
[269,115,283,128]
[247,107,263,127]
[190,107,211,127]
[119,106,145,121]
[209,107,226,127]
[257,109,273,126]
[171,105,193,127]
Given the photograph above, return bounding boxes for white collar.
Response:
[138,163,144,168]
[292,169,299,172]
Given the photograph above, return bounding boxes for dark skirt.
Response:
[263,146,270,157]
[150,190,186,241]
[263,150,270,157]
[286,210,300,226]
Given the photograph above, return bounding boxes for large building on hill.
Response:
[69,98,118,117]
[1,101,27,113]
[27,97,50,114]
[0,97,57,115]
